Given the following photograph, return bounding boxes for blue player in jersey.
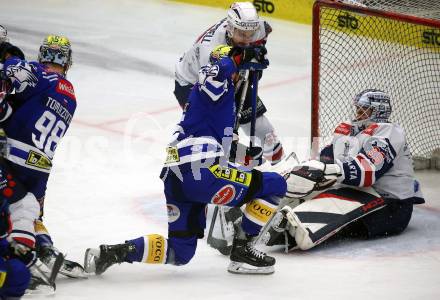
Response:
[84,45,338,275]
[0,35,78,283]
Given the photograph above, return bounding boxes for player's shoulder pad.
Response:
[55,77,76,101]
[334,122,352,136]
[364,122,404,139]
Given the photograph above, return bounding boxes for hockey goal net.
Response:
[311,0,440,169]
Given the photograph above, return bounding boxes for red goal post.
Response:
[311,0,440,168]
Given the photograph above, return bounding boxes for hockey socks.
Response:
[125,234,168,264]
[242,198,277,235]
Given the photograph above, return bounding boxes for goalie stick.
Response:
[206,205,243,255]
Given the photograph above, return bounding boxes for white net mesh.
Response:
[313,0,440,166]
[340,0,440,20]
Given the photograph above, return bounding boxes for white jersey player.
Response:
[174,2,284,164]
[260,89,424,251]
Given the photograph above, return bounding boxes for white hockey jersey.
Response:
[326,121,424,201]
[174,18,267,86]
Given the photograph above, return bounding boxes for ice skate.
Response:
[228,235,275,275]
[84,242,136,275]
[38,245,87,279]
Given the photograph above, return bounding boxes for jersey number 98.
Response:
[32,111,67,159]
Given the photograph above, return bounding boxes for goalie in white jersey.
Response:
[259,89,425,251]
[174,2,284,164]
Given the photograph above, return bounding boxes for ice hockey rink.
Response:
[1,0,440,299]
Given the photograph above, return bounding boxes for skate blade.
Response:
[25,284,56,296]
[60,260,88,279]
[43,255,88,279]
[227,261,274,275]
[84,248,100,273]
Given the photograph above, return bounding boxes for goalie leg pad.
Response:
[285,187,387,250]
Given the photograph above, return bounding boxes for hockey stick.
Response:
[229,70,250,162]
[207,71,250,254]
[249,71,258,150]
[206,205,220,248]
[206,206,239,255]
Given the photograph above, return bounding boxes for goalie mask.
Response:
[226,2,260,46]
[38,35,72,73]
[353,89,392,126]
[0,25,8,44]
[209,44,232,64]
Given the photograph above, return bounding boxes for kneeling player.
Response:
[84,45,337,275]
[260,89,425,250]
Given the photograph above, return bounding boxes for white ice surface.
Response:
[1,0,439,299]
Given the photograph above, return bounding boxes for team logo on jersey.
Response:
[167,204,180,223]
[6,62,38,92]
[56,79,76,100]
[25,151,52,170]
[364,138,393,169]
[211,185,236,205]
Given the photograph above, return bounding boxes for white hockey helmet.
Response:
[0,25,8,43]
[38,35,72,72]
[353,89,392,124]
[226,2,260,44]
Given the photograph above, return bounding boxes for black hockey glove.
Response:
[0,42,25,63]
[229,45,269,70]
[244,146,264,167]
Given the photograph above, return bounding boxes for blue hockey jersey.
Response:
[164,57,237,172]
[1,57,76,199]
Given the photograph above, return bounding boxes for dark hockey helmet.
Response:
[209,44,232,64]
[353,89,392,124]
[38,35,72,72]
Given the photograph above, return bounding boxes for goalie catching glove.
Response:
[285,160,341,198]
